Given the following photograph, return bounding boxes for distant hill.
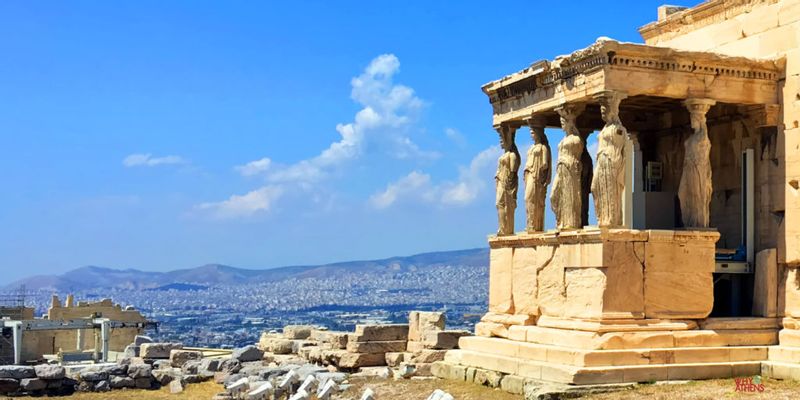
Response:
[3,248,488,292]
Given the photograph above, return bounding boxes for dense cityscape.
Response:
[10,264,489,348]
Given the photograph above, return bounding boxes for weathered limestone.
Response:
[140,343,183,359]
[170,349,202,367]
[753,249,779,317]
[679,99,716,228]
[511,246,539,317]
[591,91,628,227]
[524,116,551,233]
[495,124,520,236]
[551,104,585,230]
[351,324,408,342]
[408,311,445,342]
[488,247,514,314]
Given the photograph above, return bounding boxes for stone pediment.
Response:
[482,38,783,127]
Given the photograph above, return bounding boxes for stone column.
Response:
[495,124,520,236]
[591,90,628,227]
[551,103,585,230]
[524,115,551,232]
[679,98,716,228]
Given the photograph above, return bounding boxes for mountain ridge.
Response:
[3,248,489,292]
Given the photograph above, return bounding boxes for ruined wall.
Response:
[19,298,145,362]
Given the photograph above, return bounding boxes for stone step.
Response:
[458,336,768,367]
[768,345,800,363]
[699,317,779,330]
[445,350,762,384]
[761,360,800,380]
[501,325,778,350]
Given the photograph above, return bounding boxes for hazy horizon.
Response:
[0,1,697,282]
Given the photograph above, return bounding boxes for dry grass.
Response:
[5,377,800,399]
[582,378,800,400]
[1,380,225,400]
[342,377,522,400]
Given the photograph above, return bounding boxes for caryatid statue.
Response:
[550,104,585,230]
[495,124,521,236]
[591,91,628,227]
[679,99,716,228]
[524,117,551,232]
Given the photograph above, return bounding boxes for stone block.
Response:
[80,369,108,382]
[784,267,800,318]
[406,341,425,352]
[480,312,535,326]
[337,353,386,369]
[644,240,715,272]
[346,340,407,354]
[473,368,503,388]
[408,311,445,342]
[537,246,566,317]
[459,350,519,375]
[0,366,35,379]
[33,364,65,380]
[411,349,448,363]
[564,267,607,319]
[19,378,46,392]
[736,2,780,37]
[140,343,183,359]
[644,271,713,319]
[779,328,800,346]
[500,374,526,395]
[431,361,466,381]
[170,349,203,368]
[232,345,264,362]
[134,377,152,389]
[110,376,135,389]
[351,324,409,342]
[127,364,152,379]
[597,331,674,350]
[489,247,514,314]
[385,352,406,367]
[780,0,800,26]
[673,331,726,347]
[474,322,509,338]
[0,378,19,394]
[512,246,539,316]
[327,332,349,349]
[283,325,314,340]
[507,325,528,342]
[422,330,471,350]
[602,241,645,318]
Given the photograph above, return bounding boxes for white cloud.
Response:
[441,145,501,205]
[370,145,501,209]
[123,153,186,167]
[265,53,428,184]
[444,128,467,147]
[235,157,272,177]
[196,54,436,219]
[196,186,283,219]
[369,171,434,209]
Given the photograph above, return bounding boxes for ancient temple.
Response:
[434,0,800,388]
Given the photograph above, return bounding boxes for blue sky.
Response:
[0,0,699,283]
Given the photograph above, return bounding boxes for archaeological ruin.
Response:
[432,0,800,389]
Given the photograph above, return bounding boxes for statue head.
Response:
[530,126,545,144]
[497,127,512,151]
